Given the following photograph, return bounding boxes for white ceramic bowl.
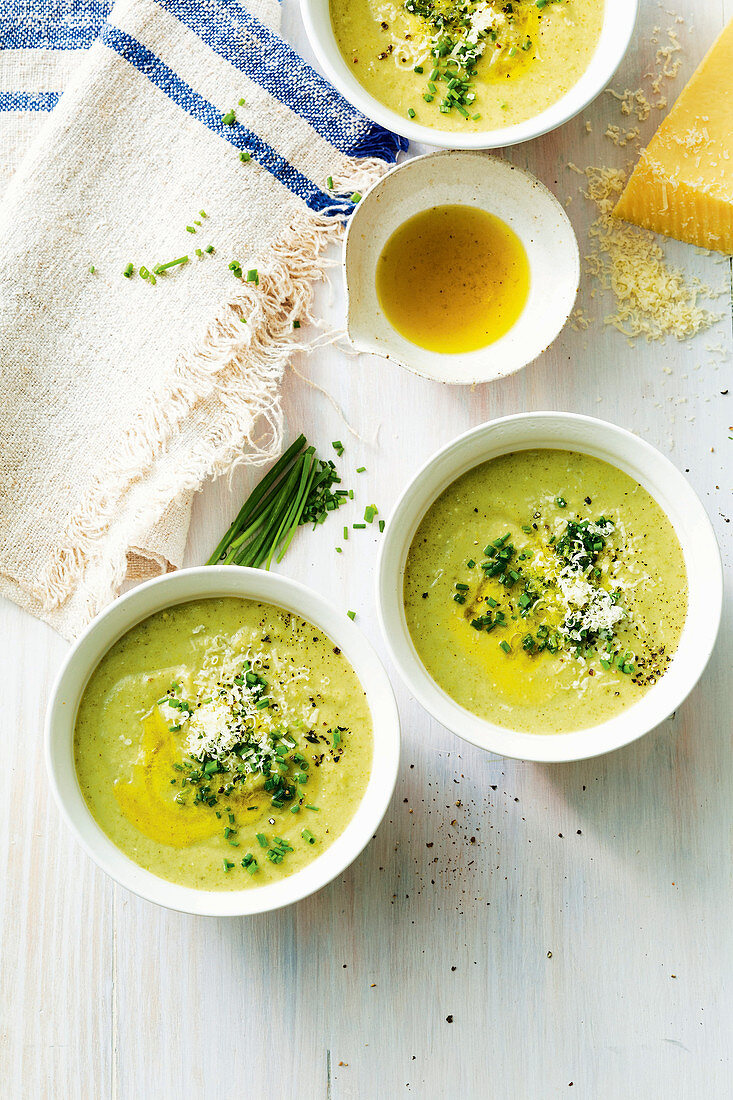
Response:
[302,0,638,149]
[376,413,722,762]
[344,151,579,384]
[46,567,400,915]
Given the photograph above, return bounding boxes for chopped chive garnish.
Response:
[238,97,246,106]
[353,523,366,529]
[122,263,134,278]
[256,833,268,848]
[306,804,320,811]
[222,109,236,125]
[347,610,356,621]
[223,859,234,872]
[326,175,334,189]
[293,319,301,329]
[332,440,344,456]
[556,497,567,508]
[407,107,416,119]
[379,519,385,533]
[185,225,196,233]
[356,466,366,473]
[351,192,362,203]
[499,641,511,654]
[247,268,259,284]
[364,505,378,523]
[239,150,251,163]
[302,828,316,845]
[89,265,95,274]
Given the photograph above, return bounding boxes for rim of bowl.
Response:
[343,150,580,385]
[301,0,640,150]
[45,566,401,916]
[376,412,723,763]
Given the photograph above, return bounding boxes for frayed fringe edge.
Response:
[31,156,392,624]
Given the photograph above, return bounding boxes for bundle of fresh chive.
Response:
[207,435,348,568]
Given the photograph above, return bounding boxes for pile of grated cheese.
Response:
[568,163,721,343]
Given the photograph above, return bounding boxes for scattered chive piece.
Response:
[205,244,215,253]
[407,107,416,119]
[247,268,259,284]
[499,641,511,654]
[414,65,424,73]
[199,209,207,218]
[343,526,348,540]
[123,263,134,278]
[290,803,301,814]
[356,466,366,473]
[335,546,342,553]
[293,319,301,329]
[332,440,344,456]
[556,496,567,508]
[186,225,196,233]
[195,248,202,258]
[302,828,316,845]
[326,175,334,189]
[351,192,362,203]
[353,523,366,529]
[256,832,268,848]
[238,97,246,106]
[89,265,95,274]
[306,804,320,811]
[223,859,234,872]
[364,504,378,523]
[239,150,251,163]
[379,519,385,533]
[347,610,356,621]
[155,255,189,272]
[222,109,236,125]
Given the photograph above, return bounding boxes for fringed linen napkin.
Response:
[0,0,404,638]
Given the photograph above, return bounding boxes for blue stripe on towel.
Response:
[0,91,60,112]
[154,0,406,161]
[100,24,353,216]
[0,1,112,51]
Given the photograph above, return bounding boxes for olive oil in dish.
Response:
[376,204,530,353]
[74,597,373,890]
[403,449,688,734]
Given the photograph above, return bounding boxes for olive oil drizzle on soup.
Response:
[403,450,688,734]
[74,598,373,890]
[330,0,605,133]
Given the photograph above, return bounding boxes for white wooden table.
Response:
[2,1,731,1096]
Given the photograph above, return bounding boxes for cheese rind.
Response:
[613,20,733,254]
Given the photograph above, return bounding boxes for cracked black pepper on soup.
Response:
[74,598,373,889]
[330,0,605,132]
[403,449,688,733]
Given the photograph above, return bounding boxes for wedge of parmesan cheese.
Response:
[613,19,733,253]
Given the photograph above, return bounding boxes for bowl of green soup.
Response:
[46,567,400,915]
[377,413,722,762]
[302,0,638,149]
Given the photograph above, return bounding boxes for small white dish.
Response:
[376,413,723,763]
[344,152,579,385]
[46,566,400,916]
[302,0,638,150]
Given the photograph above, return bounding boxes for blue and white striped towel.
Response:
[0,0,405,638]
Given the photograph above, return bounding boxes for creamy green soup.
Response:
[330,0,605,133]
[403,450,687,734]
[74,598,373,890]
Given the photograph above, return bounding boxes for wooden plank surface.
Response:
[1,0,731,1096]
